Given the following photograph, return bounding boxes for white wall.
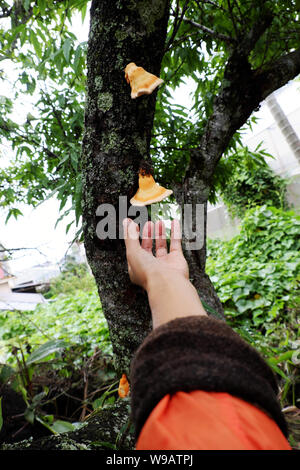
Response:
[207,79,300,239]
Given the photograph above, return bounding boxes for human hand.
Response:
[123,218,189,291]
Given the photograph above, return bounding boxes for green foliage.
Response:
[207,205,300,325]
[0,335,118,437]
[0,260,111,362]
[0,289,111,364]
[1,0,300,230]
[0,0,88,232]
[46,262,96,298]
[213,145,288,217]
[151,0,300,189]
[206,205,300,410]
[0,278,121,439]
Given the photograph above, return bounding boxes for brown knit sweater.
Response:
[130,316,288,441]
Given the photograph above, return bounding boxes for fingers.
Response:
[141,221,154,253]
[170,219,183,253]
[123,218,182,257]
[155,220,167,257]
[123,218,140,254]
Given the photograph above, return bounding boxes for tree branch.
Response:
[183,17,235,44]
[165,0,190,51]
[0,246,48,261]
[226,0,239,38]
[255,47,300,101]
[166,31,199,52]
[196,46,300,183]
[238,9,273,56]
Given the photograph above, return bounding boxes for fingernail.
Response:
[123,218,131,227]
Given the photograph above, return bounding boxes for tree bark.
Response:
[174,179,225,320]
[81,0,171,374]
[1,398,134,451]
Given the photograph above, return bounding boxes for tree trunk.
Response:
[174,177,225,320]
[81,0,170,375]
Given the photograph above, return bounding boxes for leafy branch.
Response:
[165,0,190,51]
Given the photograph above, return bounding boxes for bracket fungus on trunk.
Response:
[130,168,173,206]
[118,374,130,398]
[125,62,164,99]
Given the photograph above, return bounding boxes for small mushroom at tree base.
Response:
[125,62,164,99]
[130,168,173,206]
[118,374,130,398]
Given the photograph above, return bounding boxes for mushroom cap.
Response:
[130,173,173,206]
[118,374,130,398]
[124,62,164,99]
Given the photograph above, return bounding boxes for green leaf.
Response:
[24,0,31,12]
[268,350,294,365]
[26,340,68,365]
[30,30,42,59]
[62,38,72,63]
[5,208,23,223]
[81,3,88,22]
[0,364,15,383]
[50,419,76,434]
[73,45,82,73]
[24,407,35,424]
[37,0,46,15]
[92,397,104,410]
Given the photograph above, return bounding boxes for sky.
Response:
[0,11,89,273]
[0,9,299,275]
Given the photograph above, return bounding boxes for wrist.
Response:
[145,268,187,294]
[145,270,207,329]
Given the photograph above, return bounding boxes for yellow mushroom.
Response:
[130,169,173,206]
[125,62,164,99]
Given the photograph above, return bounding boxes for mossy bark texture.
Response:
[2,399,133,451]
[81,0,171,375]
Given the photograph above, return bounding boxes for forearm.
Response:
[146,271,207,329]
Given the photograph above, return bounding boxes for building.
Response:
[207,80,300,239]
[0,245,47,311]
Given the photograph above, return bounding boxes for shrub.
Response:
[215,146,288,218]
[207,205,300,326]
[45,262,96,299]
[0,290,112,365]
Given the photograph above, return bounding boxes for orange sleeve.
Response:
[136,391,291,450]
